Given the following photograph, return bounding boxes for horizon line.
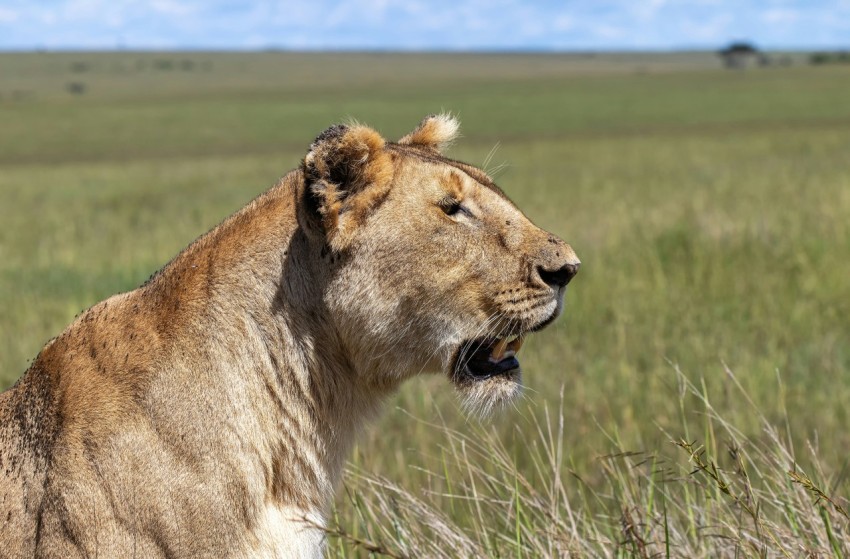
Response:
[1,44,846,55]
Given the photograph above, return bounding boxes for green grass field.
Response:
[2,51,850,556]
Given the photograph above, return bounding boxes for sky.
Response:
[0,0,848,51]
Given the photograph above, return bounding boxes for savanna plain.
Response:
[1,51,849,557]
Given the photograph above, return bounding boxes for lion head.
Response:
[300,114,579,414]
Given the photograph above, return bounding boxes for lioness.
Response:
[0,115,579,558]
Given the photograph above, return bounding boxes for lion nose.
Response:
[536,261,580,289]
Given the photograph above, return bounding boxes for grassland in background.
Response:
[2,52,849,556]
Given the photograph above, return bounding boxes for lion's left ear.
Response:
[302,123,394,251]
[397,113,460,153]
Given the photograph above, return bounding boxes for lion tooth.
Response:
[489,338,509,362]
[508,336,524,354]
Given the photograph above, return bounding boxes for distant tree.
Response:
[66,82,86,95]
[809,51,850,65]
[718,42,760,69]
[810,52,830,65]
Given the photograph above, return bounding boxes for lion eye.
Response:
[439,197,464,216]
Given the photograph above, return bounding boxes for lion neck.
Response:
[261,231,393,511]
[185,177,397,517]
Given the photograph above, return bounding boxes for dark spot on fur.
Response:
[1,359,62,478]
[311,123,349,148]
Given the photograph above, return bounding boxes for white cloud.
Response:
[590,23,627,41]
[761,8,800,24]
[679,13,734,42]
[633,0,668,21]
[61,0,113,20]
[0,7,19,23]
[0,0,846,50]
[149,0,198,17]
[553,15,575,32]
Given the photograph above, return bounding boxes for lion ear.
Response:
[397,113,460,153]
[302,123,394,250]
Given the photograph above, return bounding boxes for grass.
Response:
[334,368,850,557]
[1,51,849,556]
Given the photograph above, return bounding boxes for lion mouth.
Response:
[454,335,525,380]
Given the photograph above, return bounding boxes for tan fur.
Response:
[397,113,460,151]
[0,116,579,558]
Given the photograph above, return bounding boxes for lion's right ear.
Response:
[302,123,393,251]
[397,113,460,153]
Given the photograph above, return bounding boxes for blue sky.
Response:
[0,0,848,51]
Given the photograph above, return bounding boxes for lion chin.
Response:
[447,297,568,416]
[456,369,524,417]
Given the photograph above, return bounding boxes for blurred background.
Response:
[2,1,850,555]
